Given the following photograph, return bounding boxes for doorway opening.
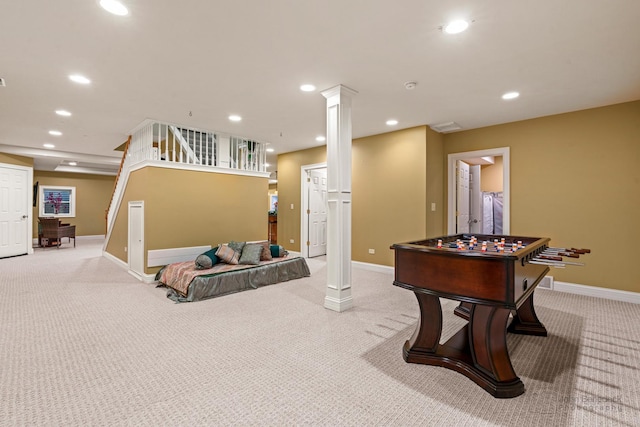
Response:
[447,147,510,235]
[300,162,327,258]
[128,201,145,278]
[0,163,33,258]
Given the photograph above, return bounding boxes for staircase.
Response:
[104,120,270,242]
[170,126,216,166]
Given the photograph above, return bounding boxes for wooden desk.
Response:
[38,218,76,248]
[391,234,550,398]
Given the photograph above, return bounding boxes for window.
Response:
[39,186,76,217]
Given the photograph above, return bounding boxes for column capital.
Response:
[321,84,358,101]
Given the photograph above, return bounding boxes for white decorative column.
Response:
[321,84,357,312]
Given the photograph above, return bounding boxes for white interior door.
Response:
[469,165,482,233]
[0,165,30,258]
[456,160,470,233]
[128,202,144,276]
[308,168,327,257]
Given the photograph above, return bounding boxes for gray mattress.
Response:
[156,257,310,303]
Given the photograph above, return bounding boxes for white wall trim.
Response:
[147,245,211,267]
[102,250,128,269]
[553,281,640,304]
[352,260,394,275]
[102,250,157,283]
[33,234,105,246]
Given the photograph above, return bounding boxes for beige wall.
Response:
[105,167,268,274]
[0,153,34,168]
[443,100,640,292]
[277,145,327,252]
[425,128,445,237]
[33,171,115,237]
[277,126,443,266]
[480,156,503,192]
[352,127,429,265]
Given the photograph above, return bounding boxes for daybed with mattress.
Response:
[155,241,310,303]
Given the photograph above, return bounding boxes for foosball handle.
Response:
[559,252,580,258]
[571,248,591,254]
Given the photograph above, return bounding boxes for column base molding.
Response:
[324,294,353,312]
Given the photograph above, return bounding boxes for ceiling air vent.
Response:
[0,78,6,87]
[430,121,462,133]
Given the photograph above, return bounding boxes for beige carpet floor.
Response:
[1,238,639,426]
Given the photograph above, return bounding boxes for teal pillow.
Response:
[269,244,288,258]
[195,247,220,270]
[239,244,263,265]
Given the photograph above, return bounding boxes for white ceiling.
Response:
[1,1,639,175]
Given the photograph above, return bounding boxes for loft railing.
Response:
[105,120,269,235]
[124,121,268,171]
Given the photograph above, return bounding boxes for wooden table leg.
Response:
[507,292,548,336]
[404,292,525,398]
[454,301,473,320]
[468,304,524,397]
[404,292,442,355]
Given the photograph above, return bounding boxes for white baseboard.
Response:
[102,250,127,269]
[552,281,640,304]
[147,245,211,267]
[352,260,394,274]
[102,250,157,283]
[32,234,106,245]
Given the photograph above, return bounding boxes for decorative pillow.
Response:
[216,244,240,265]
[248,240,272,261]
[195,247,219,270]
[239,244,263,265]
[228,241,246,254]
[270,244,288,258]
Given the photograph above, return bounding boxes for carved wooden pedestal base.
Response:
[405,292,546,398]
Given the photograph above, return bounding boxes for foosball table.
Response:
[391,233,590,398]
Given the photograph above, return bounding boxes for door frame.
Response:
[0,162,33,256]
[469,164,483,233]
[300,162,327,258]
[447,147,510,235]
[127,200,144,278]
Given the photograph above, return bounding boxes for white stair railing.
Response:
[105,120,270,237]
[167,125,201,164]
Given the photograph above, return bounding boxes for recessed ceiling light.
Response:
[69,74,91,84]
[68,162,77,166]
[43,143,55,149]
[502,91,520,100]
[228,115,242,122]
[444,19,469,34]
[315,136,326,142]
[386,119,399,126]
[266,148,275,153]
[300,84,316,92]
[100,0,129,16]
[49,130,62,136]
[55,110,72,117]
